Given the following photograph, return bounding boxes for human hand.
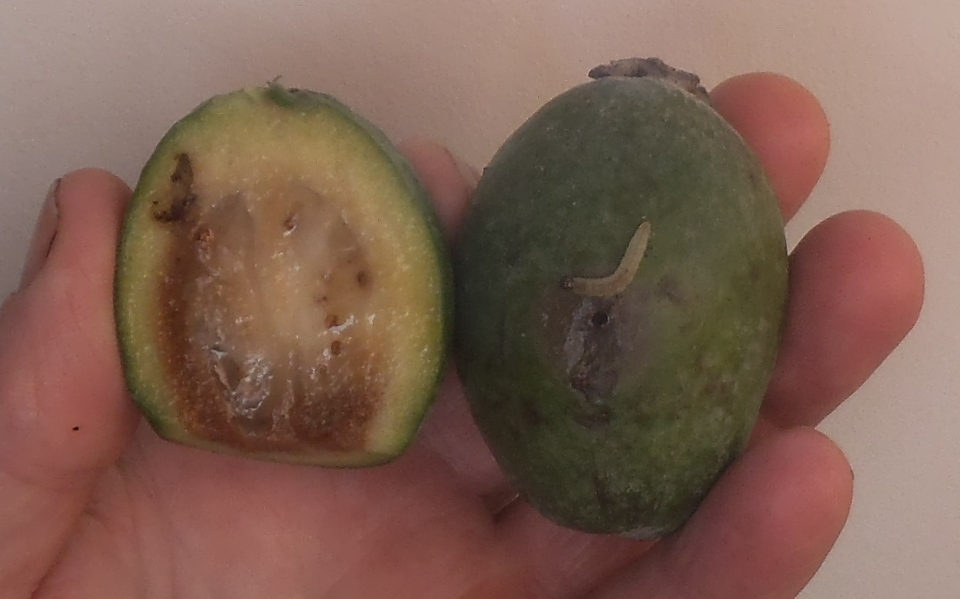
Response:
[0,73,924,598]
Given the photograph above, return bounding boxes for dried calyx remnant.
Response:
[561,221,651,297]
[588,57,710,103]
[153,152,382,452]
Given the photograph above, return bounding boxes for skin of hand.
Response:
[0,73,924,599]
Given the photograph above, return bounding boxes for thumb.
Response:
[0,169,139,595]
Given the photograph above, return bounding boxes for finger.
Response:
[416,368,516,512]
[0,169,140,595]
[587,428,853,599]
[763,210,925,427]
[397,140,512,508]
[399,138,479,244]
[710,72,831,222]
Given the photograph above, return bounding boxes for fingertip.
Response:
[822,210,926,329]
[20,168,131,297]
[44,168,131,277]
[854,210,925,324]
[399,138,477,244]
[766,210,925,425]
[711,72,831,221]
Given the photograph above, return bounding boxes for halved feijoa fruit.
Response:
[115,83,450,466]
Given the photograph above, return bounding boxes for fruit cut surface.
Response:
[116,84,450,466]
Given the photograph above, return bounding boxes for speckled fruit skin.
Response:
[455,63,788,538]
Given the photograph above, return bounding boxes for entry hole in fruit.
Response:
[330,340,343,356]
[72,426,80,431]
[357,270,370,289]
[591,311,610,327]
[562,221,651,297]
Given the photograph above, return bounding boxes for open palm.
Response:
[0,73,924,599]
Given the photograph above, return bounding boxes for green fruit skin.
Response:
[115,84,453,466]
[455,76,788,537]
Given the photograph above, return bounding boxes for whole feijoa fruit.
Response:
[455,58,789,537]
[115,83,451,467]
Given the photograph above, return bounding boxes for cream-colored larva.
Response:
[561,221,651,297]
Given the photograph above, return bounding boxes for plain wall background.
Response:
[1,1,956,596]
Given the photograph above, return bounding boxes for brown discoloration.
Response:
[154,194,196,223]
[154,154,198,223]
[325,314,342,329]
[170,152,193,185]
[156,259,383,452]
[356,270,370,289]
[195,227,214,257]
[153,179,384,455]
[288,379,381,452]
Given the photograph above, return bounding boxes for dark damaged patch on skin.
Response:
[537,279,657,433]
[567,306,618,430]
[541,289,623,429]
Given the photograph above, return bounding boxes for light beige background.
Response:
[1,1,956,596]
